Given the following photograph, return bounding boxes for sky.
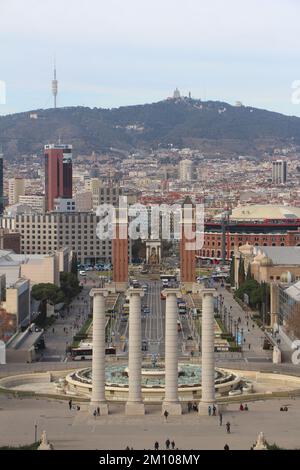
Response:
[1,0,300,116]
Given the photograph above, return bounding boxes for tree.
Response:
[238,257,245,286]
[60,272,81,303]
[286,306,300,339]
[71,252,78,275]
[31,283,65,305]
[246,263,252,281]
[229,256,235,286]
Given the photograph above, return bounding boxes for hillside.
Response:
[1,99,300,159]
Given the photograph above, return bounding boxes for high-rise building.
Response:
[44,144,73,212]
[179,159,193,182]
[0,151,3,215]
[8,177,25,205]
[272,160,287,184]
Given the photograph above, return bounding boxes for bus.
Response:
[71,343,92,360]
[160,274,177,286]
[71,344,116,360]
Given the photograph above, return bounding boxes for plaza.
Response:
[1,395,300,450]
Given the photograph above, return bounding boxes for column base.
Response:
[125,401,145,416]
[162,401,182,416]
[198,401,217,416]
[90,402,109,415]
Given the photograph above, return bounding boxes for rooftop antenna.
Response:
[52,57,58,109]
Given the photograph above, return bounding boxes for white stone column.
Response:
[125,288,145,415]
[90,288,109,415]
[162,289,182,415]
[199,288,216,415]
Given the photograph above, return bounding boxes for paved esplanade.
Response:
[90,288,109,415]
[199,288,216,415]
[125,288,145,415]
[162,289,182,415]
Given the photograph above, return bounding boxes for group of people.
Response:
[239,403,249,412]
[187,402,198,412]
[280,406,289,412]
[68,399,80,411]
[208,405,217,416]
[93,407,102,418]
[154,440,176,450]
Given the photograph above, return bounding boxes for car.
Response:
[142,284,148,291]
[79,270,86,276]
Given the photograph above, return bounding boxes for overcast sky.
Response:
[1,0,300,116]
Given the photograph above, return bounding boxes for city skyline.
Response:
[1,0,300,116]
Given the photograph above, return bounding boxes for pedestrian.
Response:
[171,441,175,450]
[244,404,249,411]
[68,399,72,410]
[212,405,216,416]
[77,405,80,411]
[224,444,230,451]
[52,327,55,334]
[248,343,251,350]
[165,439,170,450]
[97,407,100,416]
[154,441,159,450]
[226,422,231,434]
[240,403,244,411]
[93,409,97,419]
[219,412,223,426]
[164,410,169,421]
[208,406,212,416]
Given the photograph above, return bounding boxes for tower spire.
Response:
[52,57,58,109]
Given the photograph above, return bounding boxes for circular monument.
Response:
[65,362,240,402]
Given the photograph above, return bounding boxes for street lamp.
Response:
[234,320,238,344]
[34,422,38,443]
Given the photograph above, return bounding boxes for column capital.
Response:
[202,288,216,297]
[126,287,144,298]
[162,288,181,298]
[89,288,110,298]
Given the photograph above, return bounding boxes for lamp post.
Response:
[34,422,38,443]
[234,321,238,344]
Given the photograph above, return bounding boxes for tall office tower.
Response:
[0,151,3,215]
[272,160,287,184]
[44,144,73,212]
[179,159,193,182]
[8,177,25,205]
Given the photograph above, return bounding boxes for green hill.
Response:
[1,98,300,159]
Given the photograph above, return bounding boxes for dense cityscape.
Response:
[2,0,300,461]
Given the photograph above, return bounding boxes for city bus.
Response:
[71,344,116,360]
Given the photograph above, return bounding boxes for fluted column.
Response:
[162,289,182,415]
[125,288,145,415]
[199,288,216,415]
[90,288,109,415]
